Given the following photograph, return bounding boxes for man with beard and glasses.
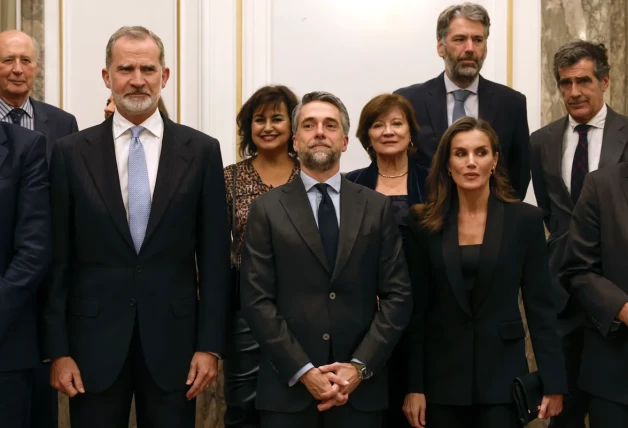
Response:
[42,26,230,428]
[240,91,413,428]
[395,2,530,198]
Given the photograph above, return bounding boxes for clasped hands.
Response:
[300,362,361,411]
[50,352,218,401]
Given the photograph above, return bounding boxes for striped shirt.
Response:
[0,97,34,130]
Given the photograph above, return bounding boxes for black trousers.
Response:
[426,403,520,428]
[69,322,196,428]
[384,342,411,427]
[0,369,33,428]
[30,362,58,428]
[588,395,628,428]
[224,312,261,428]
[552,327,588,428]
[261,401,382,428]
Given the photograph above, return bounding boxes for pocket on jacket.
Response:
[171,297,197,317]
[68,298,100,318]
[499,320,526,340]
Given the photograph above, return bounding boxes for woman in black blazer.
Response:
[403,117,567,427]
[346,93,428,427]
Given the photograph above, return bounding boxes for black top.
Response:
[389,195,409,249]
[460,244,481,302]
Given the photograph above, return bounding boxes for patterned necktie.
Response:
[8,108,26,126]
[314,183,339,272]
[128,126,151,253]
[570,124,592,205]
[452,89,471,123]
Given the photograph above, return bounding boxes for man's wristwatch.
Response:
[350,361,373,381]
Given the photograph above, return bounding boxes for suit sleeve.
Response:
[529,132,551,229]
[196,140,231,355]
[240,197,312,385]
[0,134,51,342]
[403,216,430,393]
[508,95,531,199]
[69,115,79,134]
[560,174,628,336]
[42,141,73,359]
[520,210,567,395]
[351,198,413,373]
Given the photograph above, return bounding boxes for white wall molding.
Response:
[242,0,272,101]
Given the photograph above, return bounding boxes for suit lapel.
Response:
[471,195,503,309]
[425,73,448,140]
[31,99,52,161]
[441,208,472,317]
[143,117,193,244]
[280,177,331,274]
[622,165,628,209]
[0,126,8,173]
[332,178,366,283]
[82,117,134,250]
[544,116,573,210]
[477,76,497,125]
[599,107,628,168]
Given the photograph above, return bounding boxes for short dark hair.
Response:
[236,85,299,158]
[355,94,419,161]
[553,40,610,83]
[292,91,350,136]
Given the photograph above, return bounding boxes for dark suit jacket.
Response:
[31,98,79,162]
[240,176,413,412]
[560,163,628,404]
[395,73,530,198]
[0,122,51,371]
[42,114,230,393]
[406,195,567,405]
[345,154,429,207]
[530,106,628,333]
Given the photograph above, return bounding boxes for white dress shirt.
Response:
[561,104,607,192]
[444,73,480,126]
[112,108,164,220]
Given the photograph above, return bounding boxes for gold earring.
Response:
[490,166,495,175]
[448,169,452,176]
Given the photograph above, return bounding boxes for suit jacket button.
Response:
[129,298,136,306]
[329,292,336,300]
[322,333,330,341]
[136,265,142,273]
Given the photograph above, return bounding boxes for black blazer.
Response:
[530,106,628,333]
[344,154,428,207]
[240,176,413,413]
[406,195,567,405]
[42,114,231,393]
[0,122,50,371]
[31,98,79,162]
[560,163,628,405]
[395,73,530,198]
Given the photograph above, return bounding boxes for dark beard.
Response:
[299,148,341,172]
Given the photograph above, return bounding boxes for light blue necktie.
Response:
[452,89,471,123]
[128,126,151,253]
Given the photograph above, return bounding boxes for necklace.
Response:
[378,170,408,178]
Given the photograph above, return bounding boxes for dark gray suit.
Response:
[240,176,412,427]
[530,105,628,427]
[560,162,628,427]
[31,98,79,162]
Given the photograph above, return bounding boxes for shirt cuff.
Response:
[289,363,314,387]
[351,358,364,364]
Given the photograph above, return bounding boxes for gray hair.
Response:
[292,91,350,136]
[105,26,166,69]
[553,40,610,83]
[436,3,490,42]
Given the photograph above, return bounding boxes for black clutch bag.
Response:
[513,371,543,426]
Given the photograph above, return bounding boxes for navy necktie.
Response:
[452,90,471,123]
[314,183,339,272]
[570,124,592,205]
[8,108,26,126]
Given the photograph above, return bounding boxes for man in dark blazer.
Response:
[560,162,628,427]
[42,26,230,428]
[0,122,51,427]
[395,3,530,198]
[240,91,413,428]
[531,40,628,428]
[0,30,78,428]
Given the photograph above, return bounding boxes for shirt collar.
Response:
[112,107,164,140]
[444,72,479,95]
[568,103,607,131]
[300,170,342,194]
[0,97,34,119]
